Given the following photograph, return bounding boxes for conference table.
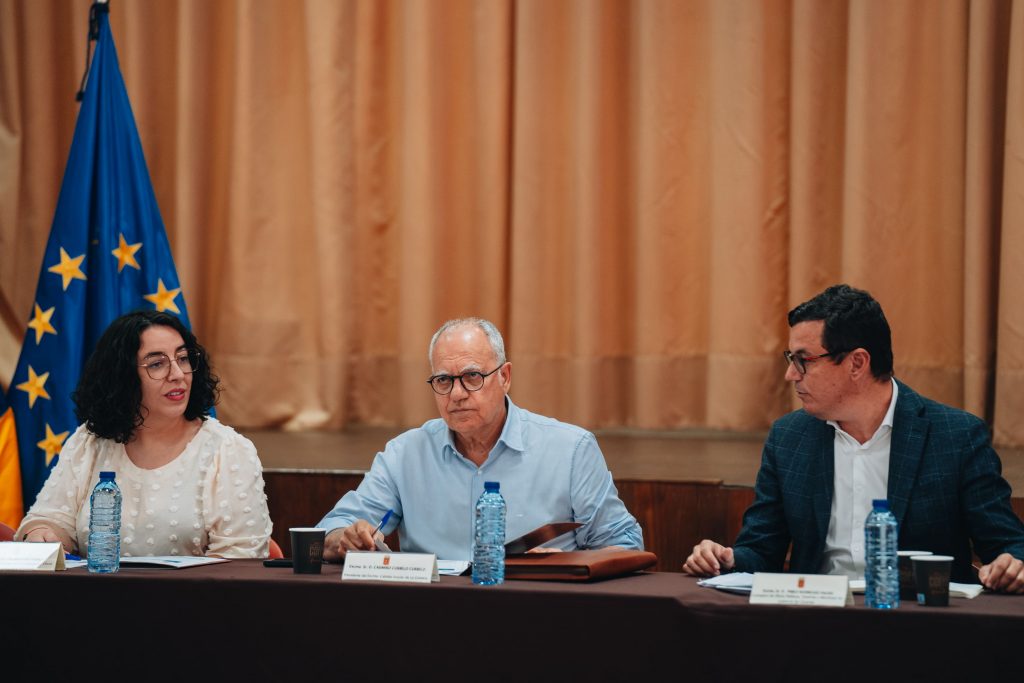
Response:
[3,561,1020,680]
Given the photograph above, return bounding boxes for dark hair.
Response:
[787,284,894,381]
[74,310,219,442]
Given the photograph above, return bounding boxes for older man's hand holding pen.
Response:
[323,510,393,562]
[977,553,1024,594]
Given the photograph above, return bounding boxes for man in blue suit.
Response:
[683,284,1024,592]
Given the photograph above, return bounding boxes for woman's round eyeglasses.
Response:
[138,352,201,380]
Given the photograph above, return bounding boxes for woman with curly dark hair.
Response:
[16,310,272,558]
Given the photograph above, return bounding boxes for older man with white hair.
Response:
[319,317,643,561]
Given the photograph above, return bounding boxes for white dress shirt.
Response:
[820,379,899,577]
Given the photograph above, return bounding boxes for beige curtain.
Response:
[2,0,1022,444]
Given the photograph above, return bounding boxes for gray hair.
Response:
[428,317,507,369]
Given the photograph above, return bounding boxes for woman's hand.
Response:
[23,526,65,547]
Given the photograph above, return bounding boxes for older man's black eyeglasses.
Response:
[426,366,502,395]
[782,349,846,375]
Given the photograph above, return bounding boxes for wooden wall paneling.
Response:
[264,471,399,556]
[604,480,740,572]
[264,470,1021,569]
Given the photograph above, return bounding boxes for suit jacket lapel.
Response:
[810,419,835,548]
[888,381,928,527]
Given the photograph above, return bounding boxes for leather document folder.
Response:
[504,548,658,582]
[504,522,582,555]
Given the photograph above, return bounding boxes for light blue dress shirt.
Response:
[317,398,643,560]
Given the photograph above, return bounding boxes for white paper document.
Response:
[437,560,470,576]
[697,572,754,594]
[705,573,983,601]
[0,542,67,571]
[949,582,985,599]
[118,556,229,569]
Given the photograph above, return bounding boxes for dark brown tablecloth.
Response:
[2,562,1021,681]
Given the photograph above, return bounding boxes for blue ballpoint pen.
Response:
[371,509,394,551]
[372,509,394,537]
[65,553,82,561]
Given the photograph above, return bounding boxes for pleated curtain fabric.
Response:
[1,0,1022,445]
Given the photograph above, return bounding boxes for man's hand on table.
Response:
[682,539,735,577]
[978,553,1024,594]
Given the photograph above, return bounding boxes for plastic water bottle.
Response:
[864,498,899,608]
[88,471,122,573]
[472,481,506,585]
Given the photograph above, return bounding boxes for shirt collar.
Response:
[442,396,525,458]
[880,377,899,428]
[828,377,899,445]
[497,397,524,453]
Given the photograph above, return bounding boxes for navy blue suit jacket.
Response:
[732,381,1024,583]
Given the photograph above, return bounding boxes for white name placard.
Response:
[342,551,439,584]
[750,573,852,607]
[0,542,67,571]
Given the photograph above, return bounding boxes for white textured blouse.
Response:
[17,418,272,558]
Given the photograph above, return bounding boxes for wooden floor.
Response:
[245,425,1024,491]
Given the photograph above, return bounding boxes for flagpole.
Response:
[76,0,112,102]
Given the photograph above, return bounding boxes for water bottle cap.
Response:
[484,481,500,492]
[872,499,889,510]
[99,471,116,481]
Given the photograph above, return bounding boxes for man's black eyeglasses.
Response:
[426,366,502,395]
[783,350,845,375]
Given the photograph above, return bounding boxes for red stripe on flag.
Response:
[0,406,24,529]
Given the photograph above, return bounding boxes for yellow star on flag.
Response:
[143,278,182,314]
[27,303,58,344]
[36,424,70,466]
[16,366,51,408]
[111,233,143,272]
[47,247,87,291]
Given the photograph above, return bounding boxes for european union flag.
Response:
[8,5,195,512]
